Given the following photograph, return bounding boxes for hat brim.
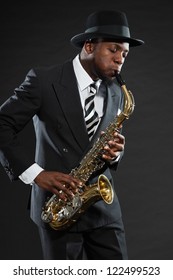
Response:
[71,32,144,48]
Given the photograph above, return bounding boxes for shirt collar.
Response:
[73,54,101,91]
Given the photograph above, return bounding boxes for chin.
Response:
[98,72,116,83]
[102,77,115,85]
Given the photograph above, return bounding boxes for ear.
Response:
[84,41,95,54]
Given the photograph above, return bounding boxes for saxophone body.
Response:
[41,74,135,230]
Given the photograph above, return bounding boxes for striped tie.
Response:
[84,83,99,140]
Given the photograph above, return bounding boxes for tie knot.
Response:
[89,83,97,95]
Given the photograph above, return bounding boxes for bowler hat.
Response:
[71,10,144,48]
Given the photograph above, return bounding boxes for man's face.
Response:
[87,41,129,81]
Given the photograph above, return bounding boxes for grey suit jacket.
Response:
[0,59,124,230]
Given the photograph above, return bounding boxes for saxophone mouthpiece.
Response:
[116,73,125,86]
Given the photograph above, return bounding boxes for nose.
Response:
[114,51,124,65]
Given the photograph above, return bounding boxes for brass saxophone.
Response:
[41,74,135,230]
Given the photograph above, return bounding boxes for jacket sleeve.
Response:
[0,69,41,181]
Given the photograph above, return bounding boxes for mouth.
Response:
[110,69,120,77]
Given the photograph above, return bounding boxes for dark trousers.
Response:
[38,218,128,260]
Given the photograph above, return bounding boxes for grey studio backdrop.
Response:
[1,0,173,260]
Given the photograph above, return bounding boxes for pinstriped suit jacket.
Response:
[0,58,124,230]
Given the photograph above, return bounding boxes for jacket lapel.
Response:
[52,60,89,151]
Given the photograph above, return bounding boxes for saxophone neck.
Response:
[116,73,135,117]
[115,73,125,86]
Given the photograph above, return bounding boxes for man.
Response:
[0,10,144,259]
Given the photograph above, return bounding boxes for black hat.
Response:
[71,10,144,48]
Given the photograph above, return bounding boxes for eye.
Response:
[108,48,117,53]
[123,52,128,58]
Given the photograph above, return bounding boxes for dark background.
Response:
[1,0,173,260]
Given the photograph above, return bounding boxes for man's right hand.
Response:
[34,170,82,201]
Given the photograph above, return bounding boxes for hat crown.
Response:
[85,10,129,29]
[70,10,144,48]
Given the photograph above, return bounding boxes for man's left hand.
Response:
[102,131,125,161]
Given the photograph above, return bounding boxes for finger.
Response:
[107,140,124,152]
[102,152,118,161]
[56,181,76,197]
[113,132,125,143]
[55,189,68,201]
[57,174,82,190]
[51,187,73,202]
[102,146,117,159]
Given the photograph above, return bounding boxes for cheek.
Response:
[96,56,111,70]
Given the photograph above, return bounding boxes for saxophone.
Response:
[41,74,135,230]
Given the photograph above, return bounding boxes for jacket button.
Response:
[63,148,68,153]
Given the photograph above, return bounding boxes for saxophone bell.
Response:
[98,174,114,204]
